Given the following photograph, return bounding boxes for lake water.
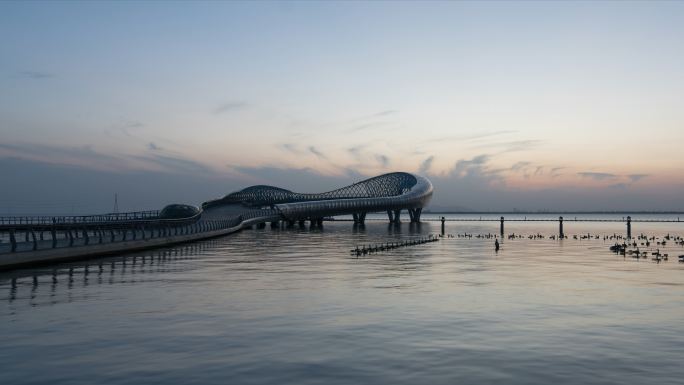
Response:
[2,215,684,385]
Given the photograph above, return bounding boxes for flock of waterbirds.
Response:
[351,231,684,263]
[350,236,439,256]
[609,234,684,263]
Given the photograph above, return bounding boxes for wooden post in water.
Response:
[500,216,504,236]
[441,216,445,235]
[627,216,632,239]
[559,216,564,239]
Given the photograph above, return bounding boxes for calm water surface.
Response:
[2,218,684,385]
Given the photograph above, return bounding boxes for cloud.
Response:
[232,166,360,193]
[577,172,617,180]
[131,153,213,175]
[608,183,629,189]
[371,110,397,117]
[628,174,649,182]
[16,70,55,79]
[419,156,434,174]
[0,142,126,172]
[347,145,366,160]
[375,154,390,168]
[550,167,565,178]
[423,130,517,144]
[106,119,145,138]
[0,141,216,176]
[347,121,389,133]
[473,139,542,153]
[308,146,326,159]
[214,101,247,114]
[510,161,531,172]
[452,154,490,175]
[279,143,301,154]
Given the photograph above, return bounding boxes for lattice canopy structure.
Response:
[202,172,433,222]
[208,172,420,207]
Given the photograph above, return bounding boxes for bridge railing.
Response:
[0,211,161,226]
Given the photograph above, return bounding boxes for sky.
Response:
[1,1,684,213]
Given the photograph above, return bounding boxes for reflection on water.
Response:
[1,220,684,385]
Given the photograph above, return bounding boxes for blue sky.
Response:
[1,1,684,213]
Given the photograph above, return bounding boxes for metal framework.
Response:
[203,172,433,223]
[205,172,422,207]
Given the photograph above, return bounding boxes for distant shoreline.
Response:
[423,211,684,215]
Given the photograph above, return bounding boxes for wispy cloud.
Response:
[510,161,531,171]
[577,172,617,181]
[375,154,390,168]
[308,146,326,159]
[279,143,301,154]
[347,121,390,133]
[628,174,649,182]
[214,101,248,114]
[550,167,565,178]
[423,130,517,144]
[132,153,212,174]
[371,110,397,117]
[16,70,55,79]
[347,145,366,160]
[419,155,434,174]
[148,142,161,151]
[473,139,542,153]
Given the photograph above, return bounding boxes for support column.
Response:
[409,208,422,223]
[393,209,401,223]
[441,216,445,235]
[559,216,564,239]
[387,210,394,223]
[627,216,632,239]
[500,216,505,236]
[9,230,17,252]
[51,228,57,248]
[31,229,37,250]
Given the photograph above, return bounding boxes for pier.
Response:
[0,172,433,270]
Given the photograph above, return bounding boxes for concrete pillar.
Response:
[9,230,17,252]
[387,210,394,223]
[393,209,401,223]
[410,208,422,223]
[559,216,564,239]
[500,216,505,236]
[627,216,632,239]
[441,216,445,235]
[31,230,37,250]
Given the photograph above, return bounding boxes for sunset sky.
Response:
[1,1,683,213]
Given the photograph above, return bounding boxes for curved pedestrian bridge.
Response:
[0,172,433,269]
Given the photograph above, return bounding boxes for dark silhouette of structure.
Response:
[0,172,433,269]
